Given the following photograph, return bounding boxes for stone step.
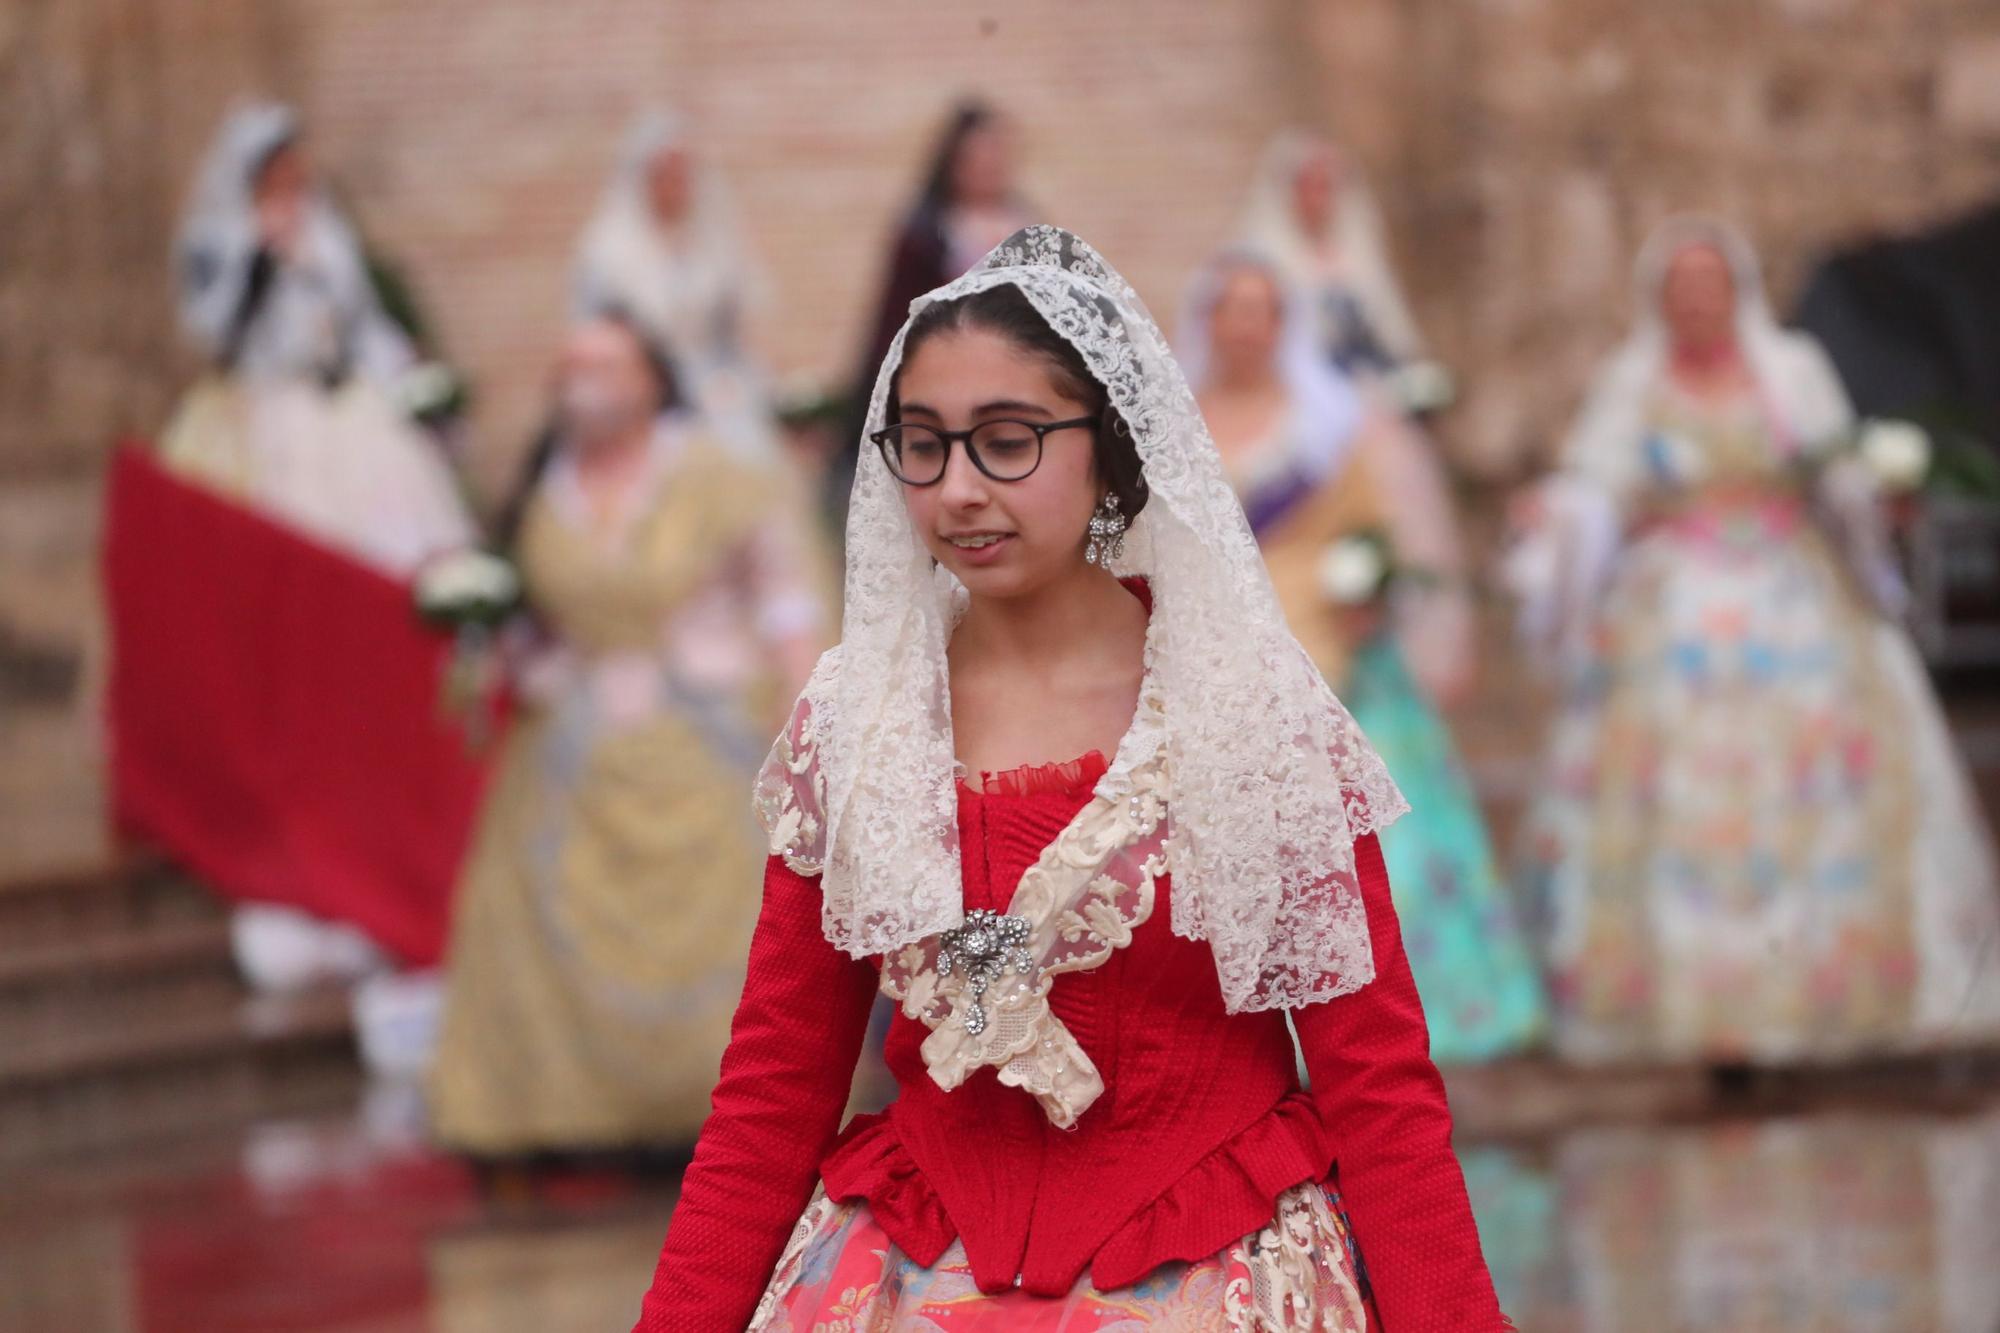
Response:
[0,855,249,1064]
[0,855,367,1168]
[0,977,330,1087]
[0,961,249,1074]
[0,984,362,1167]
[0,915,234,992]
[0,853,218,952]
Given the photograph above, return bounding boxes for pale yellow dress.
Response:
[430,424,826,1153]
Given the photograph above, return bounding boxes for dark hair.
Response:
[887,283,1148,517]
[917,100,1000,214]
[492,310,684,554]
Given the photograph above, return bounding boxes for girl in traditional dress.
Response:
[428,315,827,1160]
[573,108,779,463]
[161,103,474,999]
[1182,250,1544,1066]
[635,227,1507,1330]
[164,102,472,575]
[1514,215,2000,1065]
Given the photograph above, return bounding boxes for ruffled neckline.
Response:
[958,750,1110,799]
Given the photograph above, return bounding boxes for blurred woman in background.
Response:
[164,101,472,575]
[1237,129,1433,392]
[1182,249,1544,1065]
[161,102,475,1003]
[1514,215,2000,1066]
[573,108,779,464]
[429,315,827,1168]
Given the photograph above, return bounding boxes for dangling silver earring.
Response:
[1085,493,1127,566]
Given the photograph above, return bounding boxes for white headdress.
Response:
[755,226,1405,1014]
[174,102,409,385]
[1562,214,1854,495]
[1175,245,1366,485]
[1180,246,1475,702]
[1237,128,1428,365]
[572,108,774,457]
[1515,215,1877,656]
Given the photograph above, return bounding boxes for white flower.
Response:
[1388,360,1456,415]
[1858,418,1931,493]
[1318,536,1389,605]
[395,362,461,418]
[415,550,520,615]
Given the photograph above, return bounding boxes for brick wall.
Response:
[279,0,1304,495]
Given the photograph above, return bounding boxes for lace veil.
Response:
[755,225,1405,1014]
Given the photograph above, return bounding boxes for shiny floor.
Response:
[5,1085,1998,1333]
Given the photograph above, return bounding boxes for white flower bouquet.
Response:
[394,360,471,424]
[1386,360,1458,416]
[1318,531,1395,606]
[414,549,522,630]
[1855,418,1933,494]
[414,549,522,749]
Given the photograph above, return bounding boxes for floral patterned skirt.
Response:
[747,1180,1371,1331]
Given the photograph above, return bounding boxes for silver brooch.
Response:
[935,909,1033,1036]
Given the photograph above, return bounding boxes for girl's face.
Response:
[892,326,1102,602]
[1208,264,1285,382]
[253,141,311,211]
[556,321,659,447]
[950,121,1015,208]
[645,146,693,224]
[1290,148,1341,234]
[1660,243,1738,353]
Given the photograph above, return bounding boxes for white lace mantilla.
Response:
[752,225,1406,1015]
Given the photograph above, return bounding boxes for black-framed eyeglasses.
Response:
[870,417,1097,487]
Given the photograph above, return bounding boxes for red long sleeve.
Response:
[1296,832,1511,1330]
[632,855,878,1332]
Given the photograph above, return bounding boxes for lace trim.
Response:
[879,746,1170,1129]
[1221,1184,1371,1331]
[751,647,834,877]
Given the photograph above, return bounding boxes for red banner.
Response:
[103,447,496,966]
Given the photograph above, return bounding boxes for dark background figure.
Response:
[1793,199,2000,668]
[822,100,1034,533]
[1792,198,2000,443]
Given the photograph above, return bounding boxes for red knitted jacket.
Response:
[635,754,1507,1330]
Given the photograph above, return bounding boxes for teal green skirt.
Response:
[1343,637,1546,1063]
